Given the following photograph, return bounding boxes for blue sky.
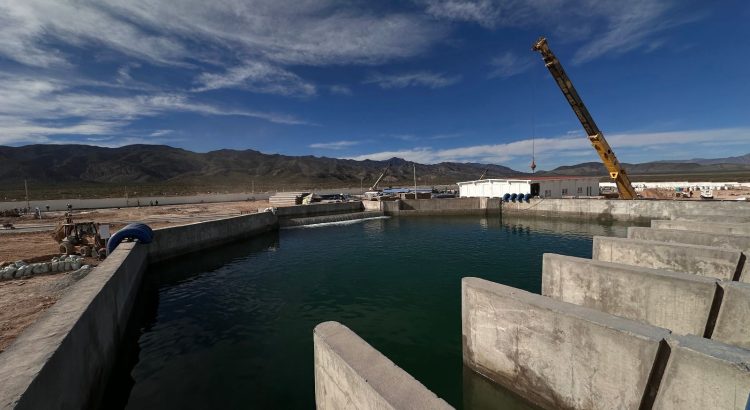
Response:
[1,0,748,171]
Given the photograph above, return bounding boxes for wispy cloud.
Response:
[0,73,309,145]
[194,61,316,97]
[364,71,461,89]
[351,128,750,166]
[0,1,445,69]
[149,129,174,137]
[489,51,535,78]
[421,0,696,64]
[309,140,363,150]
[329,85,353,96]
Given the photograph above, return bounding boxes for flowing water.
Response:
[103,215,629,409]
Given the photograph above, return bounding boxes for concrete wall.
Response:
[314,321,452,410]
[273,201,363,218]
[628,227,750,253]
[362,200,382,212]
[651,220,750,236]
[401,197,479,211]
[672,214,750,223]
[0,243,147,410]
[501,198,750,222]
[712,282,750,349]
[385,197,500,216]
[279,211,384,228]
[592,236,746,281]
[462,277,669,410]
[147,211,277,263]
[654,335,750,410]
[541,254,718,336]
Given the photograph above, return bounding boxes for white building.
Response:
[457,177,601,199]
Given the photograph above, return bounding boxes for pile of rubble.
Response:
[0,256,91,280]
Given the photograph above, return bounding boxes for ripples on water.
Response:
[103,215,629,409]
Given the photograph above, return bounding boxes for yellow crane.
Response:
[532,37,637,199]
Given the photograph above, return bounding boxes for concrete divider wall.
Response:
[147,211,278,263]
[386,197,500,216]
[628,227,750,253]
[502,198,750,222]
[654,335,750,410]
[672,214,750,223]
[592,236,746,281]
[0,243,147,410]
[462,277,670,410]
[541,254,718,336]
[401,197,479,210]
[712,282,750,349]
[314,321,453,410]
[273,201,363,218]
[651,220,750,236]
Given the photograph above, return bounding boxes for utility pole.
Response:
[252,179,255,193]
[413,163,417,200]
[24,179,29,210]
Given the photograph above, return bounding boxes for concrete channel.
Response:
[2,198,750,409]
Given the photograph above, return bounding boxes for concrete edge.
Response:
[0,243,147,410]
[314,321,453,410]
[542,253,721,288]
[462,277,671,342]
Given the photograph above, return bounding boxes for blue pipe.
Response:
[107,223,154,255]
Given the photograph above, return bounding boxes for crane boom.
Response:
[532,37,637,200]
[370,163,391,191]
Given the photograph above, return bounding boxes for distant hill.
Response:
[1,145,748,199]
[0,144,519,190]
[539,155,750,178]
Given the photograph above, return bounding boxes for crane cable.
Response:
[530,75,537,173]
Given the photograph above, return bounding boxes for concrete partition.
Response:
[542,254,718,336]
[654,335,750,410]
[273,201,363,218]
[314,321,452,410]
[462,277,670,410]
[628,227,750,253]
[0,243,147,410]
[712,282,750,349]
[672,214,750,223]
[148,211,277,263]
[501,198,750,222]
[651,220,750,236]
[592,236,745,281]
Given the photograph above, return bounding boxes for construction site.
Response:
[0,37,749,410]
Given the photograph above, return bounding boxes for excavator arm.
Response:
[532,37,637,200]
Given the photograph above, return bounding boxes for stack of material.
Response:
[268,192,310,207]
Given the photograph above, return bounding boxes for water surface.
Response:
[104,215,628,409]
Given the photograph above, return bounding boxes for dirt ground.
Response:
[0,199,269,352]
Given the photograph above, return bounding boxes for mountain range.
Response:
[1,145,749,196]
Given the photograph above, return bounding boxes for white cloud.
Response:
[489,51,534,78]
[364,71,461,89]
[0,1,444,68]
[329,85,353,96]
[0,73,309,145]
[194,61,316,97]
[350,128,750,165]
[149,129,174,137]
[309,140,362,150]
[421,0,693,64]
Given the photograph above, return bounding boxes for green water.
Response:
[103,215,628,409]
